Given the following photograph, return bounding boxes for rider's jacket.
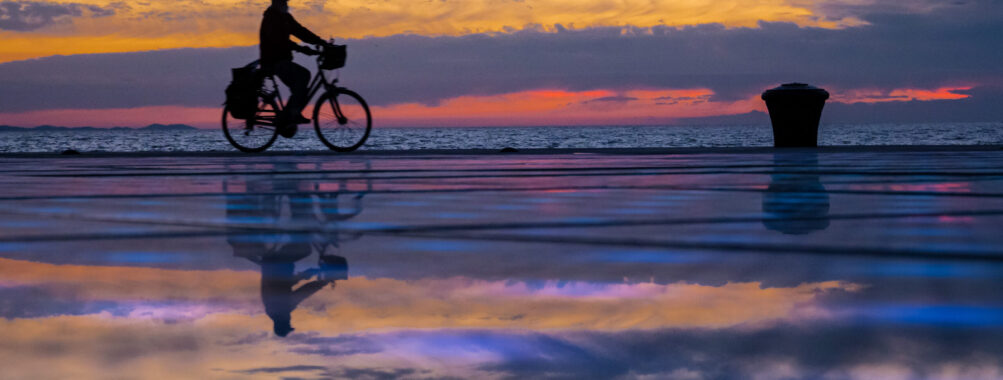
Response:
[259,5,325,66]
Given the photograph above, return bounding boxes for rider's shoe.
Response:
[277,113,308,138]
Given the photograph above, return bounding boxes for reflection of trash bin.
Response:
[763,180,830,234]
[762,152,830,235]
[761,83,829,147]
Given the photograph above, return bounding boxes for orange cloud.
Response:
[374,88,764,126]
[831,86,973,104]
[0,88,764,127]
[0,0,872,62]
[0,33,257,64]
[0,258,258,302]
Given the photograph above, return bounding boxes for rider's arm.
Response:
[289,42,318,55]
[284,12,325,46]
[294,268,321,281]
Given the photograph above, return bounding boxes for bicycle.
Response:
[222,43,372,153]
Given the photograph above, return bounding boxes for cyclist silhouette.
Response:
[260,0,333,137]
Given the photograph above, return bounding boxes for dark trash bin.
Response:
[761,83,829,147]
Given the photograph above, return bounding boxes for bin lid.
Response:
[762,83,830,100]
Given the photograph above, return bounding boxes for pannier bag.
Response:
[319,45,347,70]
[225,61,263,120]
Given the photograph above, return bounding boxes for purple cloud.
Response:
[0,1,114,31]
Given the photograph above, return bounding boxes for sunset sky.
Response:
[0,0,1000,127]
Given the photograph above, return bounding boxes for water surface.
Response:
[1,122,1000,152]
[1,150,1002,379]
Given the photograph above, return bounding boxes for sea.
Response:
[1,122,1001,153]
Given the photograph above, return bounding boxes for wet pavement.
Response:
[1,148,1002,379]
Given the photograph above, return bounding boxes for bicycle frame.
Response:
[259,62,341,125]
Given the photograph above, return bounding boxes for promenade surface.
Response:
[1,147,1002,379]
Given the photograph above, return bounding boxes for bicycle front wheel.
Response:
[313,89,372,152]
[222,98,280,153]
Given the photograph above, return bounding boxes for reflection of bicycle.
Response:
[222,43,372,153]
[222,161,374,253]
[222,164,371,337]
[309,176,371,255]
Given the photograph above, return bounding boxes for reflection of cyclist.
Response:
[225,178,348,337]
[224,162,370,336]
[260,0,333,135]
[243,242,336,337]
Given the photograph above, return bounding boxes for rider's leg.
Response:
[274,61,311,122]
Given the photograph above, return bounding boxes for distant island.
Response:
[0,124,200,132]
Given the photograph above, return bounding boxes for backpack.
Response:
[225,62,263,120]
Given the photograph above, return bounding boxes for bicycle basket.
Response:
[319,44,347,70]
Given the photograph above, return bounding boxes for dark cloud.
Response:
[233,360,433,380]
[234,365,328,375]
[585,96,639,103]
[0,47,247,111]
[0,1,114,31]
[0,285,118,318]
[324,367,426,380]
[286,334,383,356]
[340,1,1001,107]
[0,0,1000,122]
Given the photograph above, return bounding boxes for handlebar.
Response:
[314,40,347,71]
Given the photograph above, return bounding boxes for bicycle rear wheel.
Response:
[313,89,372,152]
[222,98,280,153]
